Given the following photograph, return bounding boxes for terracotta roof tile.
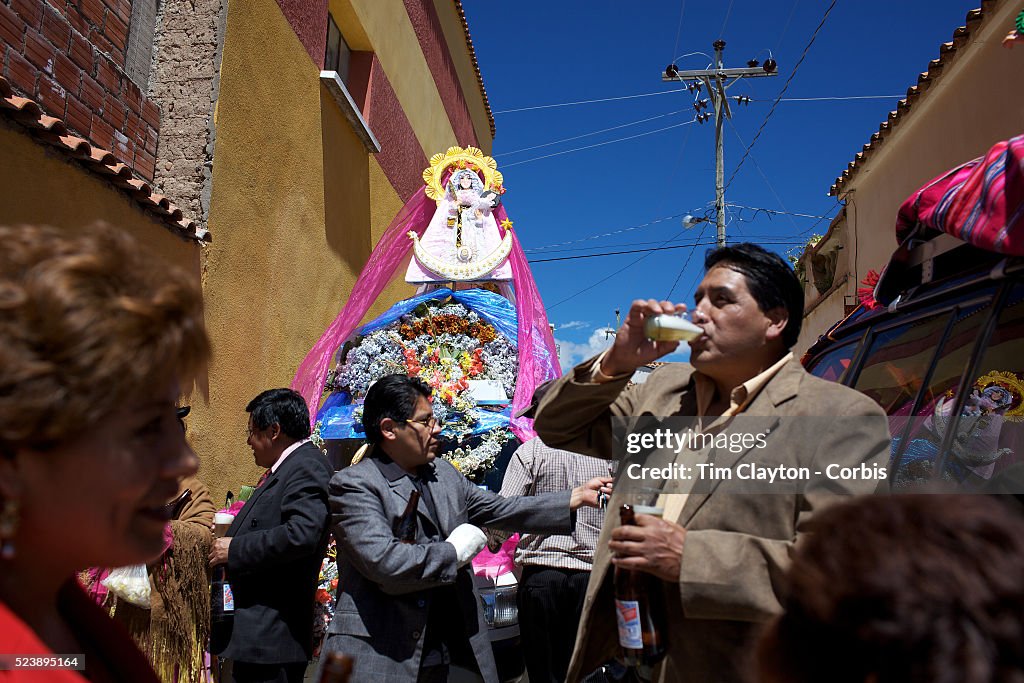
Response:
[0,76,207,242]
[829,2,994,197]
[452,0,496,139]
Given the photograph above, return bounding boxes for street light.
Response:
[682,214,711,229]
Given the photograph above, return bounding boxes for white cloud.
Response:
[554,327,615,371]
[555,320,589,331]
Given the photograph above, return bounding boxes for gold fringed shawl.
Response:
[110,477,215,683]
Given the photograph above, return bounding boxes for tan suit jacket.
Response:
[534,357,890,683]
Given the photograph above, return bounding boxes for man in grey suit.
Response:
[534,243,891,683]
[317,374,611,682]
[209,388,332,683]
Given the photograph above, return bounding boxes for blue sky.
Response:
[461,1,984,371]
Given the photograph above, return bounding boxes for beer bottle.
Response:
[210,493,235,655]
[614,504,667,670]
[318,652,353,682]
[396,489,421,543]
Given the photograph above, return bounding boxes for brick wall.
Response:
[0,0,161,180]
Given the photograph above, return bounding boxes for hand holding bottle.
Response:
[601,299,690,377]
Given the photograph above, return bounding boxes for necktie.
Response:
[256,469,270,488]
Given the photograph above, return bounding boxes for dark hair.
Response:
[245,388,311,440]
[757,495,1024,683]
[362,374,433,444]
[705,243,803,348]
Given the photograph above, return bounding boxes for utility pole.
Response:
[663,41,778,246]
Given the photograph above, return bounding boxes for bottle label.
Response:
[222,583,235,613]
[615,599,643,649]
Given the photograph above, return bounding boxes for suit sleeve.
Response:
[676,399,891,622]
[228,455,330,575]
[331,470,460,596]
[534,354,638,460]
[460,467,574,535]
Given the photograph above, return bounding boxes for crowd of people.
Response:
[1,222,1023,683]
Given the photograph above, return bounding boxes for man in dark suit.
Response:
[534,243,891,682]
[209,388,332,683]
[317,374,611,683]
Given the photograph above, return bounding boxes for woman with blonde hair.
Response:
[0,223,210,682]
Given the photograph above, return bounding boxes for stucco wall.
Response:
[191,0,419,500]
[0,124,200,277]
[801,1,1024,347]
[150,0,225,225]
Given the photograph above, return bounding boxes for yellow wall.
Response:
[335,0,461,157]
[192,0,438,500]
[432,0,493,153]
[0,125,200,278]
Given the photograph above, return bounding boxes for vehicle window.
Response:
[851,311,955,415]
[806,341,858,384]
[889,284,1024,490]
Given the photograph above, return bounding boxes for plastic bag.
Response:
[101,563,151,608]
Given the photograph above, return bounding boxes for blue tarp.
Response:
[316,288,517,440]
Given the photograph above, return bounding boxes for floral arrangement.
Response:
[326,299,517,479]
[312,537,339,656]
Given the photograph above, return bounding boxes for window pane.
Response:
[806,341,857,384]
[885,289,1014,489]
[326,16,342,73]
[937,283,1024,490]
[852,312,955,415]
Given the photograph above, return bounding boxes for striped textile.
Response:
[896,133,1024,255]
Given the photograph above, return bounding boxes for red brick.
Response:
[10,0,42,30]
[89,28,114,60]
[78,0,105,29]
[36,75,67,116]
[65,6,90,37]
[80,72,103,110]
[52,52,80,95]
[0,4,26,50]
[134,147,155,181]
[101,0,129,23]
[95,55,120,92]
[102,9,126,52]
[125,110,144,146]
[5,50,39,95]
[90,114,114,150]
[107,43,123,67]
[143,124,157,154]
[110,128,132,161]
[41,5,71,50]
[141,98,160,128]
[121,77,140,113]
[102,91,125,129]
[64,94,91,135]
[69,31,93,72]
[24,29,54,72]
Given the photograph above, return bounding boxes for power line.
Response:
[493,87,686,115]
[502,118,698,168]
[666,224,708,299]
[531,238,807,263]
[524,211,696,253]
[718,0,736,38]
[498,108,693,157]
[545,228,689,310]
[727,121,801,233]
[671,0,687,63]
[532,232,813,256]
[773,0,801,53]
[720,0,839,193]
[774,94,903,102]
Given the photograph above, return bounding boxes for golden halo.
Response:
[974,370,1024,421]
[422,146,503,204]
